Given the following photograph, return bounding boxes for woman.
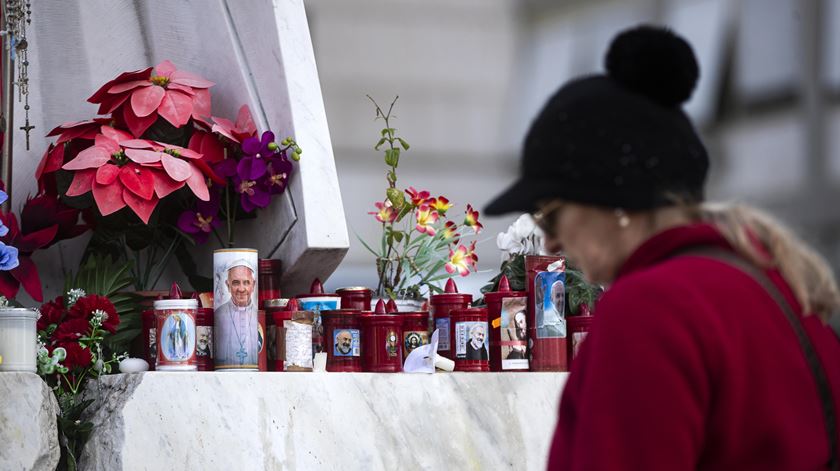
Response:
[485,26,840,470]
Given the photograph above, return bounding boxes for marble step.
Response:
[79,371,567,470]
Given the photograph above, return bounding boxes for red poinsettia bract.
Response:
[62,126,210,223]
[87,60,214,137]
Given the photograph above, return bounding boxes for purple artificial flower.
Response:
[237,131,275,181]
[234,175,270,213]
[261,154,293,195]
[176,191,222,244]
[242,131,275,157]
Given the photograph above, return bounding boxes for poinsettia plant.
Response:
[36,60,302,291]
[0,185,87,302]
[361,97,482,300]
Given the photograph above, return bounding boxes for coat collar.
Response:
[615,223,733,280]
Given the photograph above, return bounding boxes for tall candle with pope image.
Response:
[214,249,260,371]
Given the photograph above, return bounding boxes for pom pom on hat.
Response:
[605,25,699,107]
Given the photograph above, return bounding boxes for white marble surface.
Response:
[0,373,60,471]
[79,372,567,471]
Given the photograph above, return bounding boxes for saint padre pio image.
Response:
[334,330,356,356]
[465,323,488,360]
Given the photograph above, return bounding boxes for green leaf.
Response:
[374,137,387,150]
[390,147,401,167]
[397,138,410,150]
[392,231,404,243]
[386,188,405,210]
[384,149,398,167]
[355,231,382,257]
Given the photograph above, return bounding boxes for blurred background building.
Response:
[308,0,840,295]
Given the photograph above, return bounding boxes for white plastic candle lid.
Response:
[0,307,39,319]
[153,299,199,310]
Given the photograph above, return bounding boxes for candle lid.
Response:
[335,287,372,294]
[431,279,473,304]
[484,275,526,303]
[374,299,387,314]
[0,307,38,319]
[296,278,339,298]
[154,299,198,310]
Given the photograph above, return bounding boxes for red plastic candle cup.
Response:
[401,311,430,356]
[430,279,472,361]
[485,276,528,372]
[360,313,403,372]
[141,309,156,371]
[258,310,268,371]
[258,259,283,307]
[526,255,568,372]
[265,299,291,371]
[321,309,363,372]
[567,315,594,368]
[336,287,372,311]
[450,307,489,372]
[195,308,215,371]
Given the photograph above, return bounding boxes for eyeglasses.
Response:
[533,200,565,239]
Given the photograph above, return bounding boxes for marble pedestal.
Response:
[79,372,567,470]
[0,372,60,470]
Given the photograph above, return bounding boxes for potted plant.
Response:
[479,214,603,315]
[36,60,302,294]
[360,97,483,309]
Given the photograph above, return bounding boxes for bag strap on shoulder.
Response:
[676,246,838,470]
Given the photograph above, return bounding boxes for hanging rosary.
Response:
[1,0,32,149]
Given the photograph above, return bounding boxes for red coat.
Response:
[549,224,840,470]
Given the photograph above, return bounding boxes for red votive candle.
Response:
[450,307,489,372]
[259,259,282,307]
[195,307,215,371]
[361,300,403,372]
[526,255,568,372]
[430,279,472,361]
[336,287,372,311]
[485,275,529,372]
[321,309,363,372]
[265,299,291,371]
[401,311,430,356]
[567,314,594,368]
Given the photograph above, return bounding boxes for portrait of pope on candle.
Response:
[214,256,259,369]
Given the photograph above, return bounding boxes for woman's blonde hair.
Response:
[695,203,840,321]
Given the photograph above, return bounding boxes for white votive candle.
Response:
[0,308,39,373]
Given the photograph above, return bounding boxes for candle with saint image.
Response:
[213,249,260,371]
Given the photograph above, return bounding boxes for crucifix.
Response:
[19,118,31,149]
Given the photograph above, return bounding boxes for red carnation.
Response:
[69,295,120,333]
[54,341,93,370]
[37,296,66,332]
[52,317,90,342]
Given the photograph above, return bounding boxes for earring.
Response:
[615,209,630,228]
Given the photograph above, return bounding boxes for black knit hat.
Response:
[485,25,708,215]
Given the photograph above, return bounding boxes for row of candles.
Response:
[141,253,593,373]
